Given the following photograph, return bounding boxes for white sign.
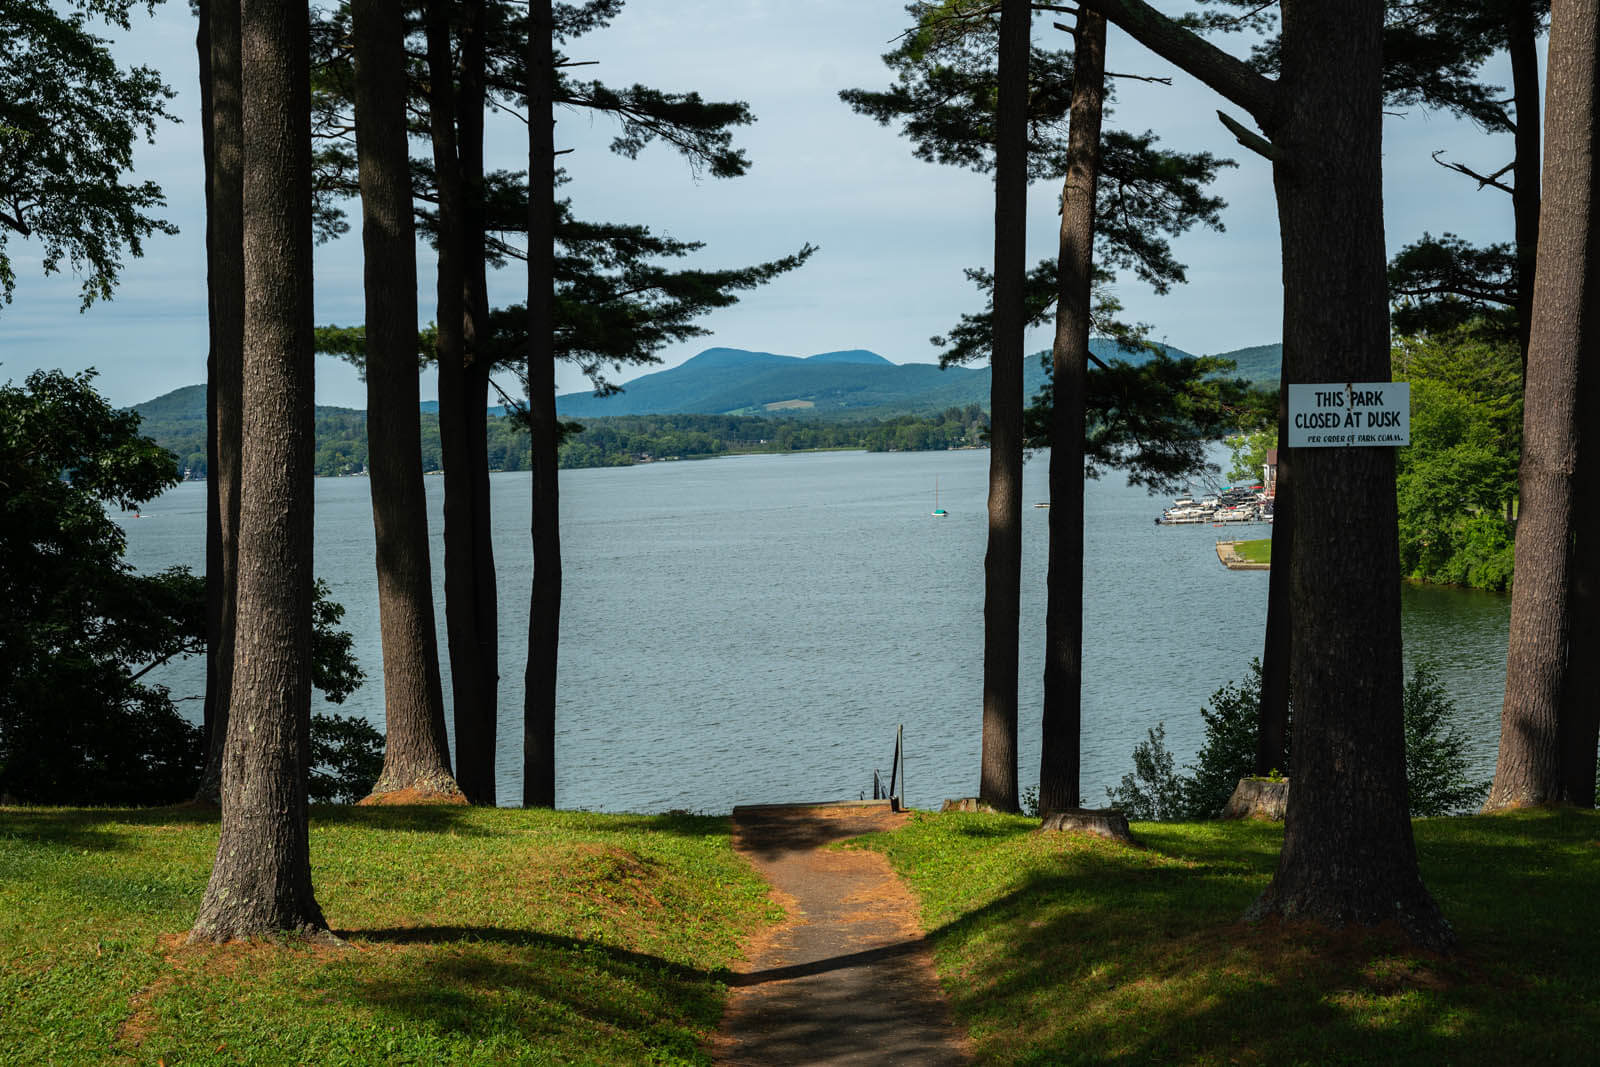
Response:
[1286,382,1410,448]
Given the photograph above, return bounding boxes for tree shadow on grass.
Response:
[339,924,720,982]
[909,812,1600,1065]
[309,806,740,844]
[947,818,1035,841]
[0,804,221,853]
[328,925,727,1060]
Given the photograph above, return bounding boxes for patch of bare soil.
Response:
[357,787,469,806]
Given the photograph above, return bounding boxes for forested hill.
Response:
[552,339,1278,417]
[130,388,992,478]
[131,385,375,479]
[130,339,1278,477]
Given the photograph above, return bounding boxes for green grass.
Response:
[0,805,779,1065]
[861,808,1600,1065]
[1233,537,1272,564]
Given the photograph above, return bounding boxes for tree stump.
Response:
[940,797,1001,813]
[1037,808,1133,842]
[1223,778,1289,820]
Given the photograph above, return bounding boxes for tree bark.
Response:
[1507,0,1542,373]
[457,0,499,807]
[979,0,1028,813]
[198,0,244,805]
[1076,0,1448,948]
[426,0,495,805]
[352,0,460,801]
[1249,0,1446,948]
[198,0,217,779]
[1488,0,1599,812]
[1039,9,1105,816]
[190,0,325,940]
[524,0,560,809]
[1254,394,1292,778]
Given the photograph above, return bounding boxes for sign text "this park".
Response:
[1286,382,1410,448]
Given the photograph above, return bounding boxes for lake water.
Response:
[118,448,1511,812]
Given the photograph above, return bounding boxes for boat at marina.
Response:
[1155,484,1271,525]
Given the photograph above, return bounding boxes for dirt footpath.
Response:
[713,802,970,1066]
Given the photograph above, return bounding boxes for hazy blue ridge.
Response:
[1209,343,1281,384]
[129,339,1278,427]
[551,341,1128,418]
[549,339,1264,418]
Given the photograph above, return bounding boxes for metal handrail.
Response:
[868,725,906,809]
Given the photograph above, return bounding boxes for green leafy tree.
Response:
[0,0,177,312]
[1390,328,1521,590]
[0,370,366,805]
[0,369,192,803]
[1225,426,1275,485]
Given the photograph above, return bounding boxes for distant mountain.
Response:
[1208,343,1282,385]
[130,337,1279,444]
[131,386,370,478]
[133,384,365,426]
[553,339,1222,418]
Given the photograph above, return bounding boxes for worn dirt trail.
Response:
[713,802,970,1066]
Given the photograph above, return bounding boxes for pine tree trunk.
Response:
[1508,0,1542,375]
[1248,0,1452,953]
[980,0,1028,813]
[1039,10,1105,816]
[190,0,324,941]
[459,0,499,806]
[426,0,495,805]
[1243,0,1448,949]
[1488,0,1598,812]
[1254,393,1292,778]
[1075,0,1448,949]
[352,0,459,801]
[524,0,560,809]
[198,0,244,805]
[198,0,217,777]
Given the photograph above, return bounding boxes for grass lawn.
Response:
[0,805,778,1065]
[862,808,1600,1065]
[1233,537,1272,564]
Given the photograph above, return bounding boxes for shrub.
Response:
[309,714,386,803]
[1402,663,1488,815]
[1106,724,1188,821]
[1109,660,1485,820]
[1181,660,1285,819]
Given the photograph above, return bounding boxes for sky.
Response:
[5,1,1534,411]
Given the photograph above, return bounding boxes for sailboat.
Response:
[932,476,948,517]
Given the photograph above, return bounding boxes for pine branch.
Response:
[1431,151,1515,194]
[1073,0,1278,127]
[1217,110,1274,161]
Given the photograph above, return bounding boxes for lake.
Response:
[118,447,1511,812]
